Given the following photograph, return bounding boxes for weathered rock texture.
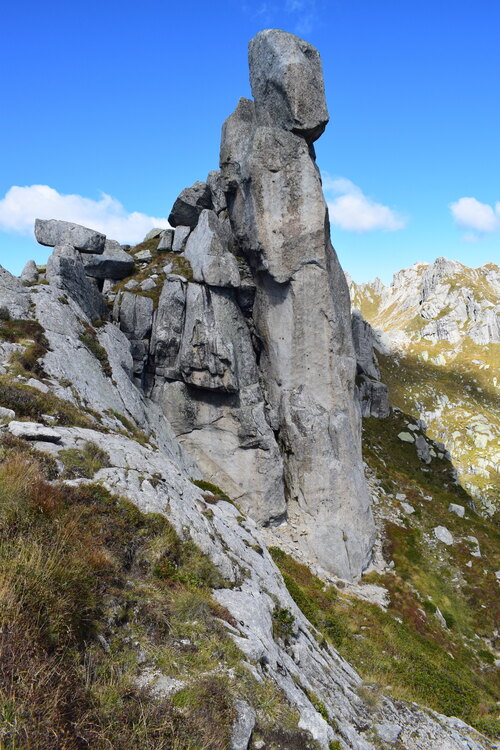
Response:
[216,29,375,578]
[35,218,106,253]
[107,29,377,579]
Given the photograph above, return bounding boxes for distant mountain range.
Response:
[349,258,500,514]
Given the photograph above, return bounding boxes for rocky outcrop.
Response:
[1,29,496,750]
[351,310,390,418]
[217,29,374,578]
[46,244,108,321]
[82,239,134,279]
[93,29,376,580]
[35,218,106,253]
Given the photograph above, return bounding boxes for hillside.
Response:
[350,258,500,515]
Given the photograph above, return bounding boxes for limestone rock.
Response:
[168,181,213,228]
[151,279,286,525]
[220,30,375,579]
[46,244,108,321]
[114,292,154,341]
[207,169,227,214]
[8,421,61,443]
[357,376,390,418]
[434,526,454,545]
[172,225,191,253]
[0,406,15,421]
[449,503,465,518]
[184,209,240,287]
[143,227,164,241]
[231,700,256,750]
[35,219,106,254]
[249,29,329,143]
[157,228,174,251]
[82,240,134,279]
[415,434,432,464]
[398,432,415,443]
[0,265,31,319]
[375,722,402,744]
[20,259,38,283]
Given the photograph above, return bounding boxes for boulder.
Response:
[0,406,15,422]
[8,421,61,443]
[248,29,329,143]
[434,526,454,545]
[172,225,191,253]
[35,219,106,254]
[82,240,134,279]
[231,700,256,750]
[46,244,108,321]
[415,434,432,463]
[398,431,415,443]
[157,229,174,251]
[168,181,213,228]
[449,503,465,518]
[184,209,240,287]
[134,249,153,262]
[143,227,164,241]
[20,259,39,283]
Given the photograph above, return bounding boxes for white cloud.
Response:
[323,176,407,233]
[450,196,500,235]
[0,185,170,244]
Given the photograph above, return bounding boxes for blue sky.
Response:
[1,0,499,283]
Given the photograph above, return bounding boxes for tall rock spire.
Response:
[220,29,375,578]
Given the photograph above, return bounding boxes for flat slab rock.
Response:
[8,421,61,443]
[35,219,106,254]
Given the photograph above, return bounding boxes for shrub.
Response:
[60,441,110,479]
[79,323,112,377]
[0,375,95,427]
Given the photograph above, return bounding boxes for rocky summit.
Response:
[1,30,498,750]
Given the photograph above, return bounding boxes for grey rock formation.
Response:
[46,244,108,321]
[184,209,240,287]
[0,265,31,318]
[0,406,16,422]
[168,181,213,227]
[35,218,106,253]
[172,225,191,253]
[150,279,286,524]
[434,526,454,545]
[249,28,329,143]
[219,29,375,579]
[157,228,174,251]
[231,700,256,750]
[20,259,39,283]
[415,434,432,464]
[82,240,134,279]
[8,421,61,442]
[351,311,390,418]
